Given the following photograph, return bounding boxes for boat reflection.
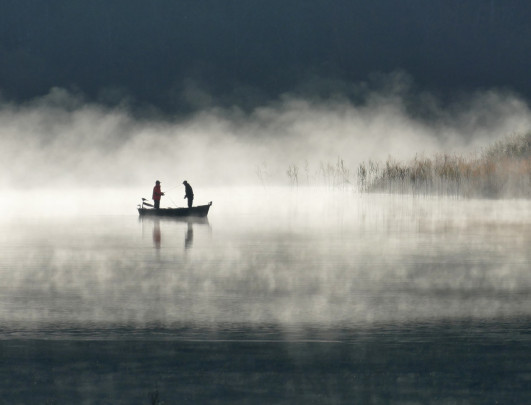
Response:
[153,219,161,249]
[185,221,193,250]
[140,216,211,251]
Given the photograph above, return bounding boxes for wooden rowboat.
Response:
[138,200,212,217]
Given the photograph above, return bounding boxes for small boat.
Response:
[138,199,212,217]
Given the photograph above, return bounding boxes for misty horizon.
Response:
[1,74,530,190]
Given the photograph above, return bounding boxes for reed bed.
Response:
[358,132,531,198]
[285,157,352,188]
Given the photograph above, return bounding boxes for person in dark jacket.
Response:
[183,180,194,208]
[152,180,164,209]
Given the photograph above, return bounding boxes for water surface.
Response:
[1,187,530,403]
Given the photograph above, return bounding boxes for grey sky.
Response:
[1,0,530,114]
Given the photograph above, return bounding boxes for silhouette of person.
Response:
[183,180,194,208]
[152,180,164,209]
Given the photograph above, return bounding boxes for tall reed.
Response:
[285,157,352,188]
[358,132,531,198]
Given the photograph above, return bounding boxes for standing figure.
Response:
[152,180,164,209]
[183,180,194,208]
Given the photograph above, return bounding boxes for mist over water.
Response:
[1,82,531,403]
[1,78,531,190]
[1,187,530,339]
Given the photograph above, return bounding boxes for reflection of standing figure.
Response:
[183,180,194,208]
[185,221,194,250]
[152,180,165,209]
[153,220,161,249]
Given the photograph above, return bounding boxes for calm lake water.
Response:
[1,187,531,404]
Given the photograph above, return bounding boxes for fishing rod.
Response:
[141,183,184,208]
[166,195,179,207]
[161,184,186,207]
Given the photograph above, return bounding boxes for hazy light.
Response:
[1,77,530,190]
[1,188,530,334]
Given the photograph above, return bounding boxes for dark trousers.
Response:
[187,197,193,208]
[154,200,160,209]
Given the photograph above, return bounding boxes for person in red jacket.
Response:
[152,180,164,209]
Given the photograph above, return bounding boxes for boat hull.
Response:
[138,202,212,217]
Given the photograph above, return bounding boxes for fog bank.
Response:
[1,80,530,189]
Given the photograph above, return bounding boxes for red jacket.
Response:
[152,185,163,201]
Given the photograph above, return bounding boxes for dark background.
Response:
[1,0,530,114]
[1,321,530,404]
